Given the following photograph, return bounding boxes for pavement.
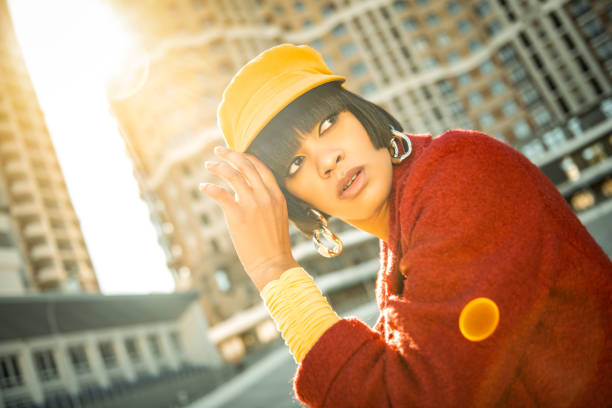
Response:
[188,302,380,408]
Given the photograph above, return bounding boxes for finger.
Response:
[242,153,285,197]
[198,182,236,212]
[204,160,256,203]
[214,146,267,191]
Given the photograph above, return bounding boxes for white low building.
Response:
[0,290,225,408]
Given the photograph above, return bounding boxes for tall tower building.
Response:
[106,0,612,362]
[0,0,99,293]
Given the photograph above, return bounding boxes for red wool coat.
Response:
[293,129,612,407]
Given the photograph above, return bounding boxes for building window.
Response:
[311,39,324,50]
[437,80,455,96]
[68,345,90,375]
[460,119,475,129]
[332,24,347,37]
[491,79,506,96]
[393,1,408,12]
[98,341,118,369]
[469,38,483,53]
[403,17,418,31]
[474,0,492,17]
[533,106,552,127]
[486,19,503,36]
[520,86,539,105]
[492,131,507,142]
[147,335,163,359]
[457,19,472,34]
[0,354,24,389]
[303,18,314,29]
[190,188,200,200]
[215,269,231,292]
[479,111,495,128]
[210,238,220,252]
[360,82,377,97]
[322,3,336,18]
[447,51,461,63]
[416,0,429,7]
[450,100,465,115]
[569,0,590,16]
[513,119,531,139]
[509,66,527,83]
[413,36,428,51]
[447,1,461,15]
[340,42,357,57]
[169,332,183,354]
[468,91,484,107]
[437,32,451,46]
[33,349,59,382]
[294,1,305,12]
[502,99,518,117]
[498,45,516,64]
[582,18,605,39]
[458,72,472,85]
[0,231,13,247]
[426,13,439,26]
[124,338,142,363]
[323,56,334,69]
[349,62,367,77]
[521,139,545,160]
[479,60,495,75]
[542,127,566,149]
[424,56,439,69]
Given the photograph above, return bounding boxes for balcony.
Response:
[30,243,53,260]
[4,159,28,176]
[23,222,45,239]
[0,140,18,156]
[11,202,39,218]
[37,267,63,284]
[10,179,33,196]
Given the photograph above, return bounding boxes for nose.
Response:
[317,148,343,178]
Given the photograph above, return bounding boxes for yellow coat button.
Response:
[459,297,500,341]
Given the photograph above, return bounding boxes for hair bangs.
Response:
[247,82,348,186]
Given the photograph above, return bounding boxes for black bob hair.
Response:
[246,81,402,237]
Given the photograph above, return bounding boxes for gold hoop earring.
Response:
[310,209,343,258]
[389,127,413,164]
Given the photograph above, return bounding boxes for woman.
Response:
[199,44,612,407]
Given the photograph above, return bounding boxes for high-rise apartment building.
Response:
[106,0,612,362]
[0,0,99,293]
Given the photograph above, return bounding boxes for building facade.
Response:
[105,0,611,362]
[0,0,99,294]
[0,291,225,408]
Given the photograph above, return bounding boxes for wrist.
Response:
[249,256,299,291]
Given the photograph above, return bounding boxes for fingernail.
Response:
[204,161,217,169]
[214,146,227,154]
[199,182,210,191]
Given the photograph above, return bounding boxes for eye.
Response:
[287,156,304,177]
[318,113,338,135]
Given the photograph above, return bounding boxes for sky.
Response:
[7,0,175,294]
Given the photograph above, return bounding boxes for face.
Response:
[284,110,393,224]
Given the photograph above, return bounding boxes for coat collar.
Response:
[377,132,433,306]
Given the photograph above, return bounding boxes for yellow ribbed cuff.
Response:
[260,267,340,363]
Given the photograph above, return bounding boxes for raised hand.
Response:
[199,146,299,291]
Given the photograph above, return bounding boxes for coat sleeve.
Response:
[293,130,571,407]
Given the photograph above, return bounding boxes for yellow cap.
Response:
[217,44,346,153]
[459,297,500,342]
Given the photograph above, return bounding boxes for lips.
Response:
[337,166,363,198]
